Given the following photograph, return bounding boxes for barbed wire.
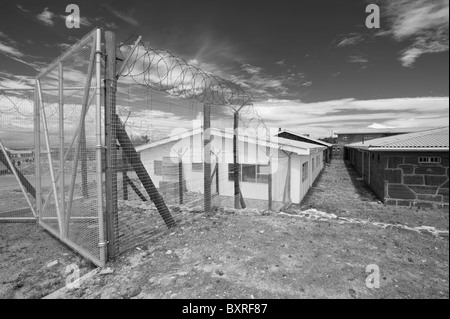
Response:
[117,36,273,146]
[118,37,253,110]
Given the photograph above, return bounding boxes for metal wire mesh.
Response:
[36,29,104,266]
[0,89,37,222]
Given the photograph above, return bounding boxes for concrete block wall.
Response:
[384,152,449,209]
[346,148,449,209]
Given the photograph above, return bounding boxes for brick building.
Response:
[333,127,434,159]
[345,127,449,209]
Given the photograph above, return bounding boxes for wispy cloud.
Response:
[0,42,24,58]
[347,55,369,64]
[254,97,449,137]
[36,7,55,26]
[58,14,92,27]
[0,72,34,89]
[335,33,364,47]
[275,59,286,66]
[382,0,449,67]
[16,4,30,13]
[105,4,139,26]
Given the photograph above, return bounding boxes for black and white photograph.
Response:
[0,0,448,303]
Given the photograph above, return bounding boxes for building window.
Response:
[154,160,163,176]
[342,136,348,141]
[419,157,441,164]
[364,135,374,140]
[192,163,203,171]
[377,154,381,161]
[257,165,269,184]
[242,164,257,183]
[302,162,309,182]
[228,164,268,184]
[312,158,315,170]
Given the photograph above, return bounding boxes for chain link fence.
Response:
[0,89,37,222]
[1,29,305,266]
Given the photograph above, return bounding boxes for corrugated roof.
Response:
[347,127,449,150]
[336,127,436,135]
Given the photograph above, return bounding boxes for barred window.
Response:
[419,157,441,164]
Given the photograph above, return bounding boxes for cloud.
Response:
[36,7,55,26]
[368,123,395,129]
[275,59,286,66]
[105,5,139,26]
[347,55,369,64]
[253,97,449,138]
[0,72,35,89]
[0,41,24,58]
[381,0,449,67]
[335,33,364,47]
[105,21,119,29]
[16,4,30,13]
[241,63,263,75]
[59,14,92,27]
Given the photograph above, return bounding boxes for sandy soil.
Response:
[56,160,449,299]
[1,159,448,299]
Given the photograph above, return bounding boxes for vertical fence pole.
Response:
[95,28,106,266]
[267,159,272,211]
[179,158,183,204]
[215,160,219,195]
[233,111,240,209]
[122,151,128,200]
[58,62,66,237]
[105,31,119,259]
[34,80,42,221]
[37,79,63,233]
[203,103,211,213]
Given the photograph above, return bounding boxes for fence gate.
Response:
[0,89,37,222]
[35,29,106,267]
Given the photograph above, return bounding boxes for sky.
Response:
[0,0,449,140]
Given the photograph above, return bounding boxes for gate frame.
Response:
[35,28,106,267]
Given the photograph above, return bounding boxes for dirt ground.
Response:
[0,159,448,299]
[0,223,94,299]
[47,159,448,299]
[300,161,449,230]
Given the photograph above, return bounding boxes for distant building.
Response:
[345,127,449,209]
[333,127,437,159]
[6,148,34,159]
[276,129,333,163]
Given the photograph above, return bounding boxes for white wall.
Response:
[138,132,325,205]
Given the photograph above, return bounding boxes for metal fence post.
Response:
[105,30,119,259]
[203,103,211,213]
[34,80,42,221]
[95,28,106,266]
[58,62,66,237]
[179,158,183,204]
